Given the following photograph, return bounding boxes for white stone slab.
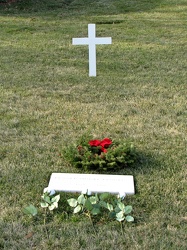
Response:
[72,24,112,77]
[47,173,135,196]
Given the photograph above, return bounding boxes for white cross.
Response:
[72,24,112,77]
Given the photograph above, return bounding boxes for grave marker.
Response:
[46,173,135,197]
[72,24,112,77]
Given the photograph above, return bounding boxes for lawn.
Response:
[0,0,187,249]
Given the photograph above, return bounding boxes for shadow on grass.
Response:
[131,151,163,174]
[0,0,165,16]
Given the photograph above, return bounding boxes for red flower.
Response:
[89,138,112,154]
[100,138,112,148]
[89,139,101,147]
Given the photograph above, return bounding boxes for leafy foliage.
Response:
[24,191,134,234]
[67,192,134,224]
[41,191,60,211]
[23,190,60,219]
[23,204,38,216]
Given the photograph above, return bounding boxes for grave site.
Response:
[0,0,187,249]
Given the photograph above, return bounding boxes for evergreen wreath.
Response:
[63,135,137,172]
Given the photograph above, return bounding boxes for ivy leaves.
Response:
[23,190,60,217]
[24,191,134,234]
[114,204,134,222]
[23,204,38,216]
[67,192,134,223]
[67,193,102,215]
[41,192,60,211]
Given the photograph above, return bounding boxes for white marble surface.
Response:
[47,173,135,196]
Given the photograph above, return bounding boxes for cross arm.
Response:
[72,38,89,45]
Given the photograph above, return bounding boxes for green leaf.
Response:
[109,211,116,219]
[73,205,82,214]
[85,199,93,211]
[89,196,97,204]
[67,198,77,207]
[117,201,125,211]
[23,205,38,216]
[126,215,134,222]
[124,205,132,214]
[95,193,99,202]
[116,211,125,222]
[114,206,121,213]
[99,192,110,200]
[91,207,100,215]
[40,202,49,208]
[43,195,51,204]
[51,194,60,203]
[49,203,55,210]
[106,203,113,212]
[99,200,107,208]
[77,194,86,205]
[49,202,58,210]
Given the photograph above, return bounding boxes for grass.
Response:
[0,0,187,249]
